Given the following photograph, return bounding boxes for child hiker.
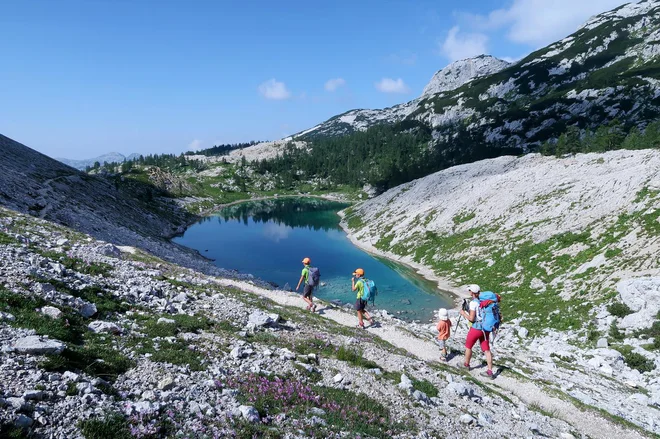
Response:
[436,308,451,361]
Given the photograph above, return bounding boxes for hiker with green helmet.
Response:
[351,268,375,329]
[296,257,320,312]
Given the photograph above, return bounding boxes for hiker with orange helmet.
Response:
[296,257,317,312]
[351,268,374,329]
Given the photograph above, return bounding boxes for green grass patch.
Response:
[453,211,476,225]
[336,346,379,369]
[41,334,135,381]
[78,413,132,439]
[0,231,17,245]
[0,289,86,344]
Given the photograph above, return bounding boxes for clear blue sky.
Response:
[0,0,631,159]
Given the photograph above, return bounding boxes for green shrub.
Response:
[616,346,656,373]
[609,322,625,341]
[608,302,633,318]
[410,377,438,398]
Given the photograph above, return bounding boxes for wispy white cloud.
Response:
[441,26,489,62]
[324,78,346,92]
[375,78,410,94]
[258,78,291,100]
[187,139,203,151]
[460,0,636,47]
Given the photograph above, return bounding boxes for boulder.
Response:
[413,390,430,403]
[76,301,97,318]
[158,377,175,391]
[13,336,65,355]
[40,306,64,319]
[518,327,529,338]
[248,310,279,327]
[398,374,414,393]
[62,371,80,382]
[88,321,122,335]
[0,311,15,321]
[459,414,476,425]
[333,373,344,384]
[445,382,472,397]
[478,412,493,425]
[618,277,660,330]
[14,415,34,429]
[97,243,121,258]
[596,338,608,348]
[238,405,260,423]
[22,390,46,401]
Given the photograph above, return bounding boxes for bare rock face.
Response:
[618,277,660,330]
[421,55,511,98]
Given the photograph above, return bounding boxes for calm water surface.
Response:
[173,198,452,322]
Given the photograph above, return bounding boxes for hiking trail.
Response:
[216,278,649,439]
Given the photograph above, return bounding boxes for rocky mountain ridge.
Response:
[289,0,660,153]
[0,134,242,280]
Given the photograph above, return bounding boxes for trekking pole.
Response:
[454,313,463,334]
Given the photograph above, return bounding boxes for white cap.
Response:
[438,308,448,320]
[467,284,480,295]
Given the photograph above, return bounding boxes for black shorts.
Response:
[354,299,367,311]
[303,284,313,298]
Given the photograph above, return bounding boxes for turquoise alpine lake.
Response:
[173,198,453,322]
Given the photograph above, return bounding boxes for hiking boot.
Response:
[356,324,365,329]
[440,355,447,362]
[306,304,311,311]
[311,304,317,313]
[462,363,471,371]
[480,369,495,380]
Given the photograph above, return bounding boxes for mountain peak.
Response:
[420,55,511,98]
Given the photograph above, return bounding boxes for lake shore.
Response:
[336,210,464,308]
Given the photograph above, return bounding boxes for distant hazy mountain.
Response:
[56,152,139,170]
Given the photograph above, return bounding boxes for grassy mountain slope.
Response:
[342,150,660,335]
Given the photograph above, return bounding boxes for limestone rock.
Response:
[13,336,65,355]
[238,405,260,423]
[88,321,122,334]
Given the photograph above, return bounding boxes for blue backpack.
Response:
[360,279,377,304]
[473,291,501,332]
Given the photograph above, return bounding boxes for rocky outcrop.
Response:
[421,55,511,98]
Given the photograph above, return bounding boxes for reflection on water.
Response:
[175,198,452,322]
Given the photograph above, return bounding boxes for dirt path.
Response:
[216,278,649,439]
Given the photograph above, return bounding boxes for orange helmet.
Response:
[354,268,364,276]
[302,257,311,264]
